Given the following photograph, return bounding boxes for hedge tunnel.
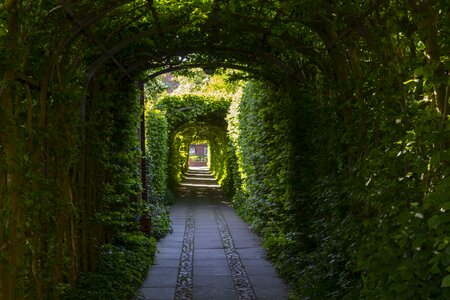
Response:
[1,1,449,299]
[151,94,230,190]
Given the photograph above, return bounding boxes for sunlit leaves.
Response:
[156,93,230,133]
[229,80,293,250]
[169,69,244,100]
[146,109,169,202]
[443,274,450,288]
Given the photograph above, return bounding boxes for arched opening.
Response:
[188,142,208,167]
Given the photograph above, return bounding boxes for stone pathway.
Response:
[138,167,288,300]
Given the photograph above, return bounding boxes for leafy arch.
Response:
[153,94,231,187]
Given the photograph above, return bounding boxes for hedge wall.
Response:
[226,78,450,299]
[146,110,169,203]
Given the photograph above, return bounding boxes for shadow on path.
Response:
[138,167,289,300]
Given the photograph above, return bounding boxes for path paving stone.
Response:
[137,167,289,300]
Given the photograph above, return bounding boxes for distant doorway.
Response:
[188,143,208,167]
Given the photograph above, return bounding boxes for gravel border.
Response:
[214,207,256,300]
[174,206,195,300]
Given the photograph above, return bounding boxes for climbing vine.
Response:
[228,81,292,236]
[144,109,172,239]
[146,109,169,203]
[1,0,449,299]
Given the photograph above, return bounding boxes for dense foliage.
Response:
[1,0,449,299]
[228,81,292,237]
[0,3,154,298]
[69,233,156,300]
[146,110,169,203]
[144,109,172,239]
[228,75,450,299]
[227,80,361,298]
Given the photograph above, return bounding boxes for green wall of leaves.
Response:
[226,76,450,299]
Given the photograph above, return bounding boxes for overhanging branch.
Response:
[63,5,132,80]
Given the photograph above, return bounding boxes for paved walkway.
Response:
[138,167,288,300]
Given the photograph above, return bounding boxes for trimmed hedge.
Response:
[227,79,450,299]
[146,109,169,202]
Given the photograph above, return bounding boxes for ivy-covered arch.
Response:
[149,94,231,190]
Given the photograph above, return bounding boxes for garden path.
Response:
[138,167,289,300]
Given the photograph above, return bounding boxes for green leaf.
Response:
[414,67,425,77]
[415,212,424,219]
[397,211,412,224]
[412,236,426,249]
[441,275,450,288]
[0,25,7,37]
[430,265,441,274]
[428,215,441,229]
[403,79,419,85]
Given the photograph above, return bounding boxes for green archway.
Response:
[1,1,449,299]
[150,94,231,190]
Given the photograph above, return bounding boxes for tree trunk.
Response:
[348,44,368,152]
[0,2,24,298]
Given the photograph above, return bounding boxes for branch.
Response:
[60,0,134,50]
[86,24,180,82]
[16,74,40,89]
[147,0,164,39]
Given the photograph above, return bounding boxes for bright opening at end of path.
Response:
[180,167,220,188]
